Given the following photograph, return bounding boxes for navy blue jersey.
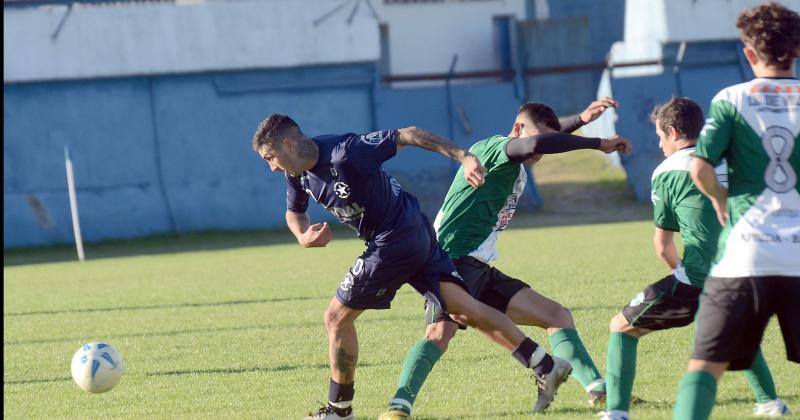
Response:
[285,130,422,243]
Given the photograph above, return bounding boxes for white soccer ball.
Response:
[71,342,124,393]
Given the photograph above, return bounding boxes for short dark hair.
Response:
[251,114,300,152]
[517,102,561,131]
[650,97,705,140]
[736,1,800,70]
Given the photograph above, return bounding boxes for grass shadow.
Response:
[146,362,335,377]
[4,191,651,268]
[4,304,425,346]
[3,295,326,317]
[3,228,309,267]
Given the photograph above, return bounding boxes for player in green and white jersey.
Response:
[673,3,800,420]
[599,98,788,420]
[379,99,632,420]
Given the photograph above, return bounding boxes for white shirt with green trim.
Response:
[695,78,800,278]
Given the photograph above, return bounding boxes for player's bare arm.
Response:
[286,210,333,248]
[580,97,619,123]
[396,126,486,187]
[560,97,620,133]
[653,227,680,270]
[690,157,729,226]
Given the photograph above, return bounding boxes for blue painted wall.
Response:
[517,0,626,116]
[11,45,758,248]
[4,64,374,247]
[526,0,626,99]
[518,16,595,116]
[545,0,626,64]
[4,78,173,246]
[4,64,541,248]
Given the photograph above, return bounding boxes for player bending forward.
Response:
[251,115,571,420]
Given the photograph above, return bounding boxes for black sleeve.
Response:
[558,114,586,133]
[504,132,601,163]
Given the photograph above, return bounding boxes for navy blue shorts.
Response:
[335,215,464,322]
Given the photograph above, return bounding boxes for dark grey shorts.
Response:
[453,256,530,313]
[692,276,800,370]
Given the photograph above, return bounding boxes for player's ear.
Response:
[282,137,295,152]
[512,122,523,137]
[743,45,759,66]
[668,126,680,141]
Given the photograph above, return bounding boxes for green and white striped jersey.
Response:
[695,78,800,278]
[651,147,727,288]
[433,135,525,263]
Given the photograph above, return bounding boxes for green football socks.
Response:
[674,370,717,420]
[387,339,442,415]
[744,348,778,403]
[549,328,605,392]
[606,332,638,411]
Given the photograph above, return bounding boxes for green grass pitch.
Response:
[4,222,798,419]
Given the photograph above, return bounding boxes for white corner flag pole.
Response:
[65,146,85,261]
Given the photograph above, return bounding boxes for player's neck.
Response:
[752,64,796,79]
[671,140,696,154]
[297,138,320,171]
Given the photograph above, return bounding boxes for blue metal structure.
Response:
[18,0,763,248]
[608,41,756,201]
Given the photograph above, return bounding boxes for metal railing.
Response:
[381,59,668,83]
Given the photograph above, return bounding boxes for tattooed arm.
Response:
[396,127,485,187]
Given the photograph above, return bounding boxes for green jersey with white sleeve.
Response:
[694,78,800,277]
[651,147,728,288]
[433,135,526,262]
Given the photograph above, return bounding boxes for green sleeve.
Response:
[695,99,736,166]
[474,136,513,173]
[651,175,679,231]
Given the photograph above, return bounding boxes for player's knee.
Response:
[687,359,727,380]
[609,312,630,332]
[554,305,575,329]
[449,313,469,326]
[324,305,349,331]
[425,321,458,352]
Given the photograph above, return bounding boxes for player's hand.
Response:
[580,97,619,124]
[299,222,333,247]
[710,192,729,226]
[461,152,486,188]
[599,135,632,155]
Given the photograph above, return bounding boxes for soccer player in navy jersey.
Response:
[252,115,571,419]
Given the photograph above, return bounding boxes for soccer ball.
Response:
[71,342,124,393]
